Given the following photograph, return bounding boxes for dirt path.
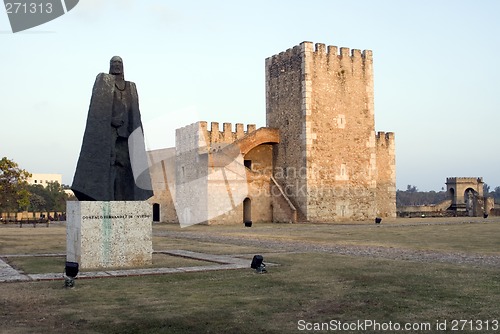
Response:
[156,230,500,268]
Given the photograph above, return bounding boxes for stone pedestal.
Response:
[66,201,152,269]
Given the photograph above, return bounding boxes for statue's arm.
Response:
[88,73,114,114]
[92,73,114,93]
[129,82,139,104]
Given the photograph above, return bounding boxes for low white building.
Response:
[27,173,62,187]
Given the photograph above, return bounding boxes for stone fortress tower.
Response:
[149,41,396,224]
[266,41,395,222]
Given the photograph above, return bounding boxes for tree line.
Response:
[4,155,498,211]
[397,184,500,207]
[0,157,74,213]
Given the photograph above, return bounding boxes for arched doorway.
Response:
[153,203,160,222]
[464,188,475,216]
[464,188,475,202]
[243,198,251,224]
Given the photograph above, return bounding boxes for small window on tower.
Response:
[336,163,349,181]
[337,115,346,129]
[244,160,252,170]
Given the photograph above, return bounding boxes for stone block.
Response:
[67,201,152,269]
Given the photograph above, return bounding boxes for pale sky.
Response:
[1,0,499,191]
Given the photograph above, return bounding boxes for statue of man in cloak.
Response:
[71,56,153,201]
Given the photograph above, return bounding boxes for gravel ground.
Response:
[155,230,500,268]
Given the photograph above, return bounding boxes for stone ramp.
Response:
[160,249,249,266]
[0,250,259,283]
[0,258,30,283]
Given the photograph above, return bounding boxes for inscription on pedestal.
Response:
[67,201,152,269]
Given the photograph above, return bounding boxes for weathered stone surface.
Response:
[0,258,29,282]
[66,201,152,269]
[147,148,178,223]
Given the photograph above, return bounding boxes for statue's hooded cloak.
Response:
[71,73,153,201]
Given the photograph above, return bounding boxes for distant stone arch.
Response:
[446,177,484,216]
[448,187,455,199]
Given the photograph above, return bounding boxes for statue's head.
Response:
[109,56,123,76]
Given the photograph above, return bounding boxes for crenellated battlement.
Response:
[199,121,256,145]
[446,177,483,183]
[176,121,258,151]
[265,44,302,67]
[309,42,372,61]
[265,41,373,82]
[265,41,372,63]
[376,132,395,146]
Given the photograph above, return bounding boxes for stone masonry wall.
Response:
[243,144,273,223]
[175,122,209,226]
[205,130,273,225]
[148,148,178,223]
[175,121,272,225]
[266,44,308,218]
[376,132,396,217]
[306,42,377,221]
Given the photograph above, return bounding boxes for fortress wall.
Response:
[266,41,385,222]
[206,143,274,225]
[243,144,273,223]
[175,122,209,225]
[375,132,396,217]
[147,148,178,223]
[305,42,377,221]
[175,122,272,225]
[265,44,309,217]
[198,121,257,146]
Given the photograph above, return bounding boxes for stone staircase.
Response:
[270,176,298,223]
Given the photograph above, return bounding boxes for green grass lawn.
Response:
[1,253,499,334]
[0,220,499,333]
[0,226,66,254]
